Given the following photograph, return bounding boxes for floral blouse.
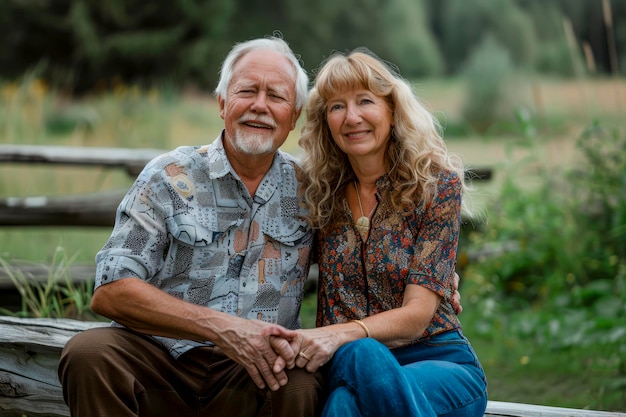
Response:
[315,171,462,343]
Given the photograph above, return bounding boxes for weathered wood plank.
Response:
[0,145,491,228]
[0,186,489,227]
[0,264,318,294]
[0,144,165,177]
[485,401,625,416]
[0,189,126,227]
[0,317,624,417]
[0,317,107,417]
[0,347,70,417]
[0,316,105,350]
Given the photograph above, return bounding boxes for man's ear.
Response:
[291,108,302,130]
[218,96,225,120]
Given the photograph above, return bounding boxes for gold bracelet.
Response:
[352,319,371,338]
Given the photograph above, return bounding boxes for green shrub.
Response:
[570,122,626,280]
[535,40,581,77]
[463,118,626,353]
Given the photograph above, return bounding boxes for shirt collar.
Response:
[203,131,233,180]
[204,130,294,202]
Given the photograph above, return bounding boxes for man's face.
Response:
[219,50,301,156]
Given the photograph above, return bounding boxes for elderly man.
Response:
[59,36,323,417]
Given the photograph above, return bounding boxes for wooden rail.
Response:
[0,144,165,177]
[0,144,162,227]
[0,316,107,417]
[0,189,126,227]
[0,316,623,417]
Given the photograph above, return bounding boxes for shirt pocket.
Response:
[167,207,247,247]
[260,216,312,285]
[260,214,310,247]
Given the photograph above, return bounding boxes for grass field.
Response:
[1,76,625,411]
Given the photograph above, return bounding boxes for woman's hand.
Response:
[273,323,365,374]
[292,327,342,372]
[451,272,463,315]
[271,328,337,374]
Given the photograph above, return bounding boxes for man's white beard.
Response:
[232,131,276,155]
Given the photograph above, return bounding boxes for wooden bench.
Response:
[1,316,623,417]
[0,316,107,416]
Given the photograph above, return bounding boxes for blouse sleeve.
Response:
[407,170,462,300]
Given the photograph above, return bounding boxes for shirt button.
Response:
[242,282,247,287]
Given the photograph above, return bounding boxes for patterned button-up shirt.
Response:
[95,133,313,357]
[315,171,462,343]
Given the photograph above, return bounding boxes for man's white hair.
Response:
[214,36,309,111]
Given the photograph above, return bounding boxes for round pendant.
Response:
[355,216,370,238]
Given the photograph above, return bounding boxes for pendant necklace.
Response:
[354,180,374,239]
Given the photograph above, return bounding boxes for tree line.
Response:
[1,0,623,93]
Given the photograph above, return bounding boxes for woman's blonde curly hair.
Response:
[298,48,470,230]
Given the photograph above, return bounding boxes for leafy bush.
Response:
[463,117,626,363]
[383,0,444,78]
[570,122,626,282]
[535,40,582,77]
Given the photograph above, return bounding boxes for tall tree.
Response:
[0,0,235,92]
[437,0,536,73]
[383,0,444,78]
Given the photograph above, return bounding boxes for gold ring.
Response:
[298,351,310,361]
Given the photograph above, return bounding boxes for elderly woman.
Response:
[295,49,488,417]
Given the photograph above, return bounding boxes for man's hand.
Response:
[451,272,463,315]
[214,318,298,391]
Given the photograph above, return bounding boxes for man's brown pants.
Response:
[58,327,324,417]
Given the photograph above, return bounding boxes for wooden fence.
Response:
[0,144,492,227]
[0,144,164,227]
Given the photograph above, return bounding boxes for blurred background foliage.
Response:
[1,0,624,92]
[1,0,625,411]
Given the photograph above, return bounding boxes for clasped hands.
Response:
[218,320,322,392]
[230,273,462,391]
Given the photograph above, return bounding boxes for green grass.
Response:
[458,300,626,411]
[0,246,101,320]
[0,228,112,264]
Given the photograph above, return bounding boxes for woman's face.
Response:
[325,88,393,161]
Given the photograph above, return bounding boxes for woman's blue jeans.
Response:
[322,330,487,417]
